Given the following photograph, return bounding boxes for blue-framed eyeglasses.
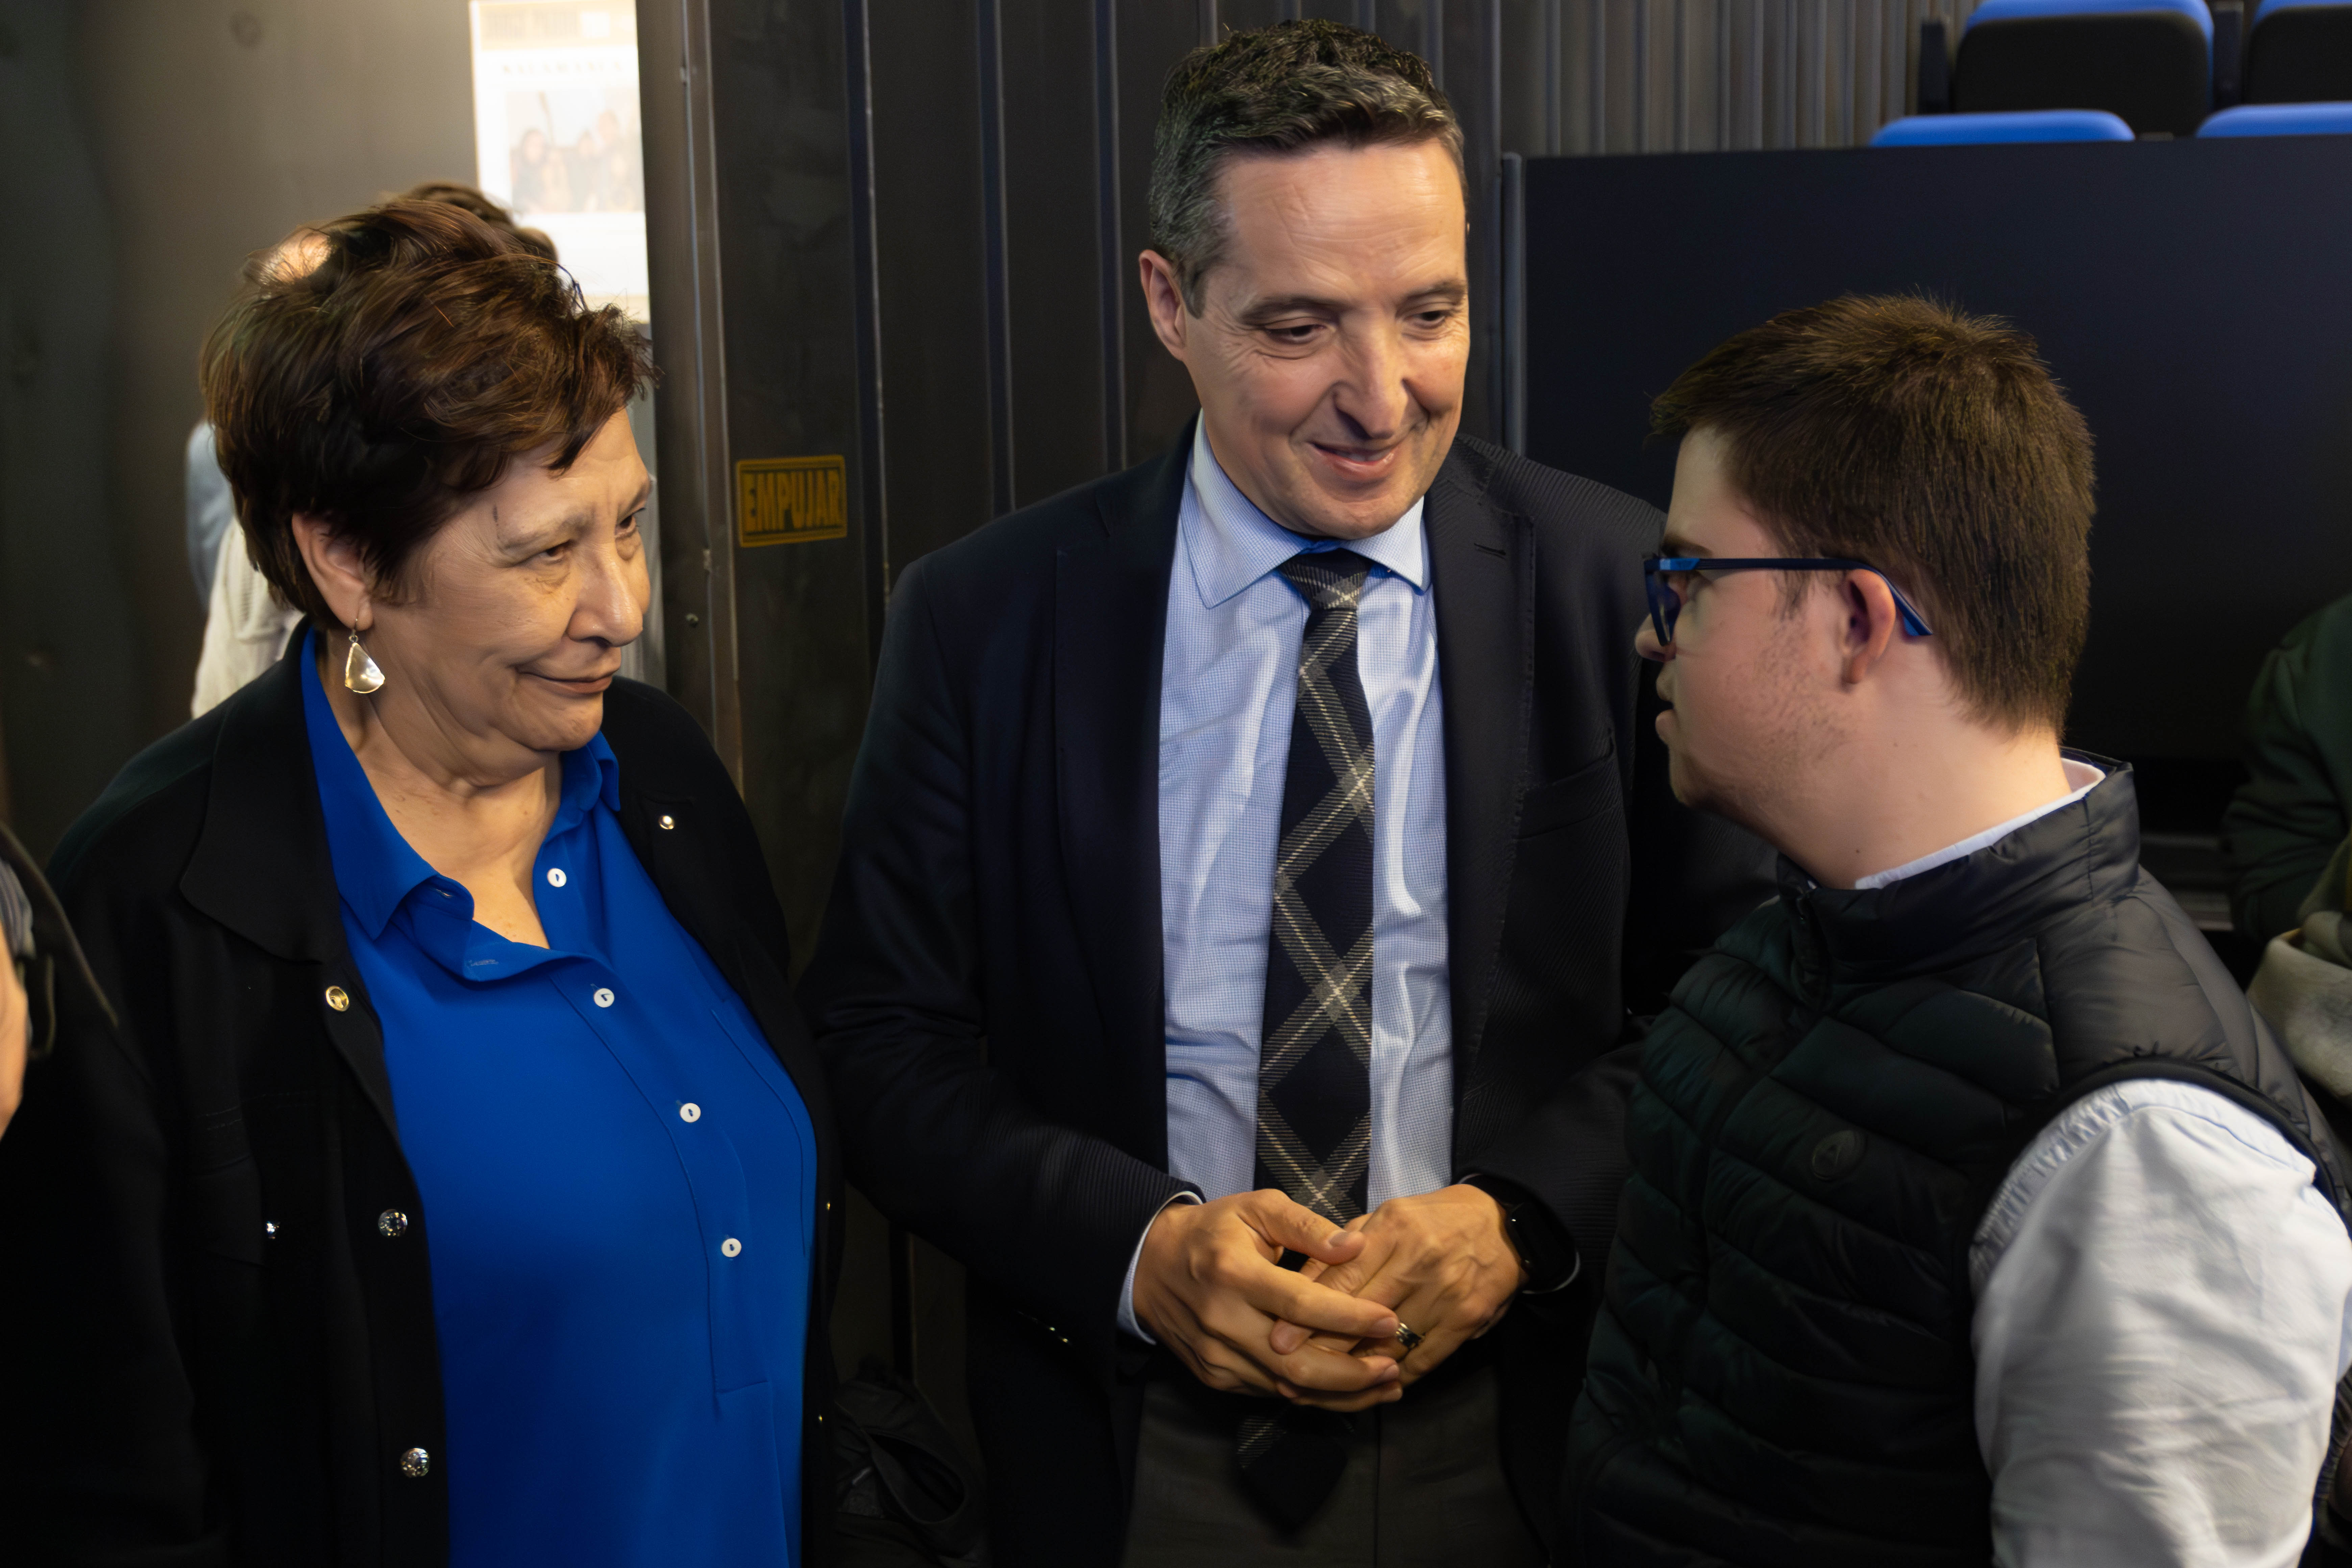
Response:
[1643,556,1935,646]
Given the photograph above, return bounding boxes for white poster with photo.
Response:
[470,0,649,323]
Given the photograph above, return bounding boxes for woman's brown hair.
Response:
[200,199,654,626]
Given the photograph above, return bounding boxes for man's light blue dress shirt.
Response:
[1121,424,1453,1335]
[299,631,818,1566]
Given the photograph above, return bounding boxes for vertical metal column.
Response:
[1749,0,1766,146]
[1543,0,1563,153]
[844,0,888,645]
[1095,0,1126,474]
[1591,0,1609,153]
[1498,151,1525,453]
[1805,0,1826,145]
[637,0,741,775]
[1673,0,1690,151]
[837,0,907,1388]
[1483,0,1505,428]
[1717,0,1733,149]
[1780,0,1798,147]
[1634,0,1650,150]
[977,0,1015,519]
[1839,0,1856,147]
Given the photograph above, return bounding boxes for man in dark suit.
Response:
[801,20,1769,1567]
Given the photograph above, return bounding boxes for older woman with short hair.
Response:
[0,201,837,1566]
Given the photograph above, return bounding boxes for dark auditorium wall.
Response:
[1,0,478,856]
[79,0,479,750]
[0,0,141,856]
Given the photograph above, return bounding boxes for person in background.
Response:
[802,20,1770,1565]
[0,868,20,1135]
[593,107,644,211]
[0,818,110,1140]
[1566,295,2352,1567]
[2251,832,2352,1122]
[2226,592,2352,944]
[511,125,563,214]
[189,182,555,717]
[185,419,236,606]
[0,200,837,1566]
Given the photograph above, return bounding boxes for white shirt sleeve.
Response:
[1972,1078,2352,1568]
[1118,1192,1202,1343]
[191,530,302,718]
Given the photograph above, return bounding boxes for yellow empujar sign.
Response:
[735,456,847,546]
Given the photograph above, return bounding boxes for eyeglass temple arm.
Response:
[1645,557,1934,637]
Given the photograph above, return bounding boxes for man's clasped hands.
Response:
[1129,1184,1526,1413]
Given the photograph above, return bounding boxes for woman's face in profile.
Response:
[368,412,652,768]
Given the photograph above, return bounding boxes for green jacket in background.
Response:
[2226,593,2352,942]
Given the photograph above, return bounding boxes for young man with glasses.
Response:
[1565,294,2352,1567]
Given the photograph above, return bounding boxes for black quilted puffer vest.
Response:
[1564,760,2349,1568]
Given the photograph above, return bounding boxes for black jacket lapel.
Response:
[1055,433,1188,1164]
[180,627,403,1133]
[1427,452,1536,1086]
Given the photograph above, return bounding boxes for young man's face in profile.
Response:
[1146,138,1470,540]
[1638,428,1845,837]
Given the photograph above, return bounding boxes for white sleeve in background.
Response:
[191,531,302,718]
[1972,1078,2352,1568]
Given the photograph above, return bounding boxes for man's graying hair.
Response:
[1149,19,1464,310]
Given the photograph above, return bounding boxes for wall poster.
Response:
[469,1,650,324]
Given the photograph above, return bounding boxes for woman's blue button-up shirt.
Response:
[299,635,817,1567]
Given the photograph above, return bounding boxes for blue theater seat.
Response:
[2199,100,2352,131]
[2246,0,2352,103]
[1952,0,2212,136]
[1872,109,2138,145]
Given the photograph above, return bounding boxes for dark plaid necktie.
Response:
[1235,549,1376,1533]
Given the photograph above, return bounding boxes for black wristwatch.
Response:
[1461,1173,1581,1295]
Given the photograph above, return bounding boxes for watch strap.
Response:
[1461,1172,1581,1295]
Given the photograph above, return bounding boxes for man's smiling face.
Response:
[1145,137,1469,540]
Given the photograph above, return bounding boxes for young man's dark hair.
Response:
[1564,296,2352,1566]
[1148,18,1465,307]
[1650,293,2093,731]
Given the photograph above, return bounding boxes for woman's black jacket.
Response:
[0,645,842,1566]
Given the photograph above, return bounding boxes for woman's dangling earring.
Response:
[343,628,385,694]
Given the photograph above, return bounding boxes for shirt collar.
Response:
[1851,757,2108,890]
[298,627,621,941]
[1180,418,1428,610]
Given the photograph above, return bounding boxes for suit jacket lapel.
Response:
[181,629,402,1134]
[1426,451,1536,1087]
[1055,432,1187,1167]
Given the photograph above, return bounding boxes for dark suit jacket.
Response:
[0,645,842,1567]
[800,429,1771,1566]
